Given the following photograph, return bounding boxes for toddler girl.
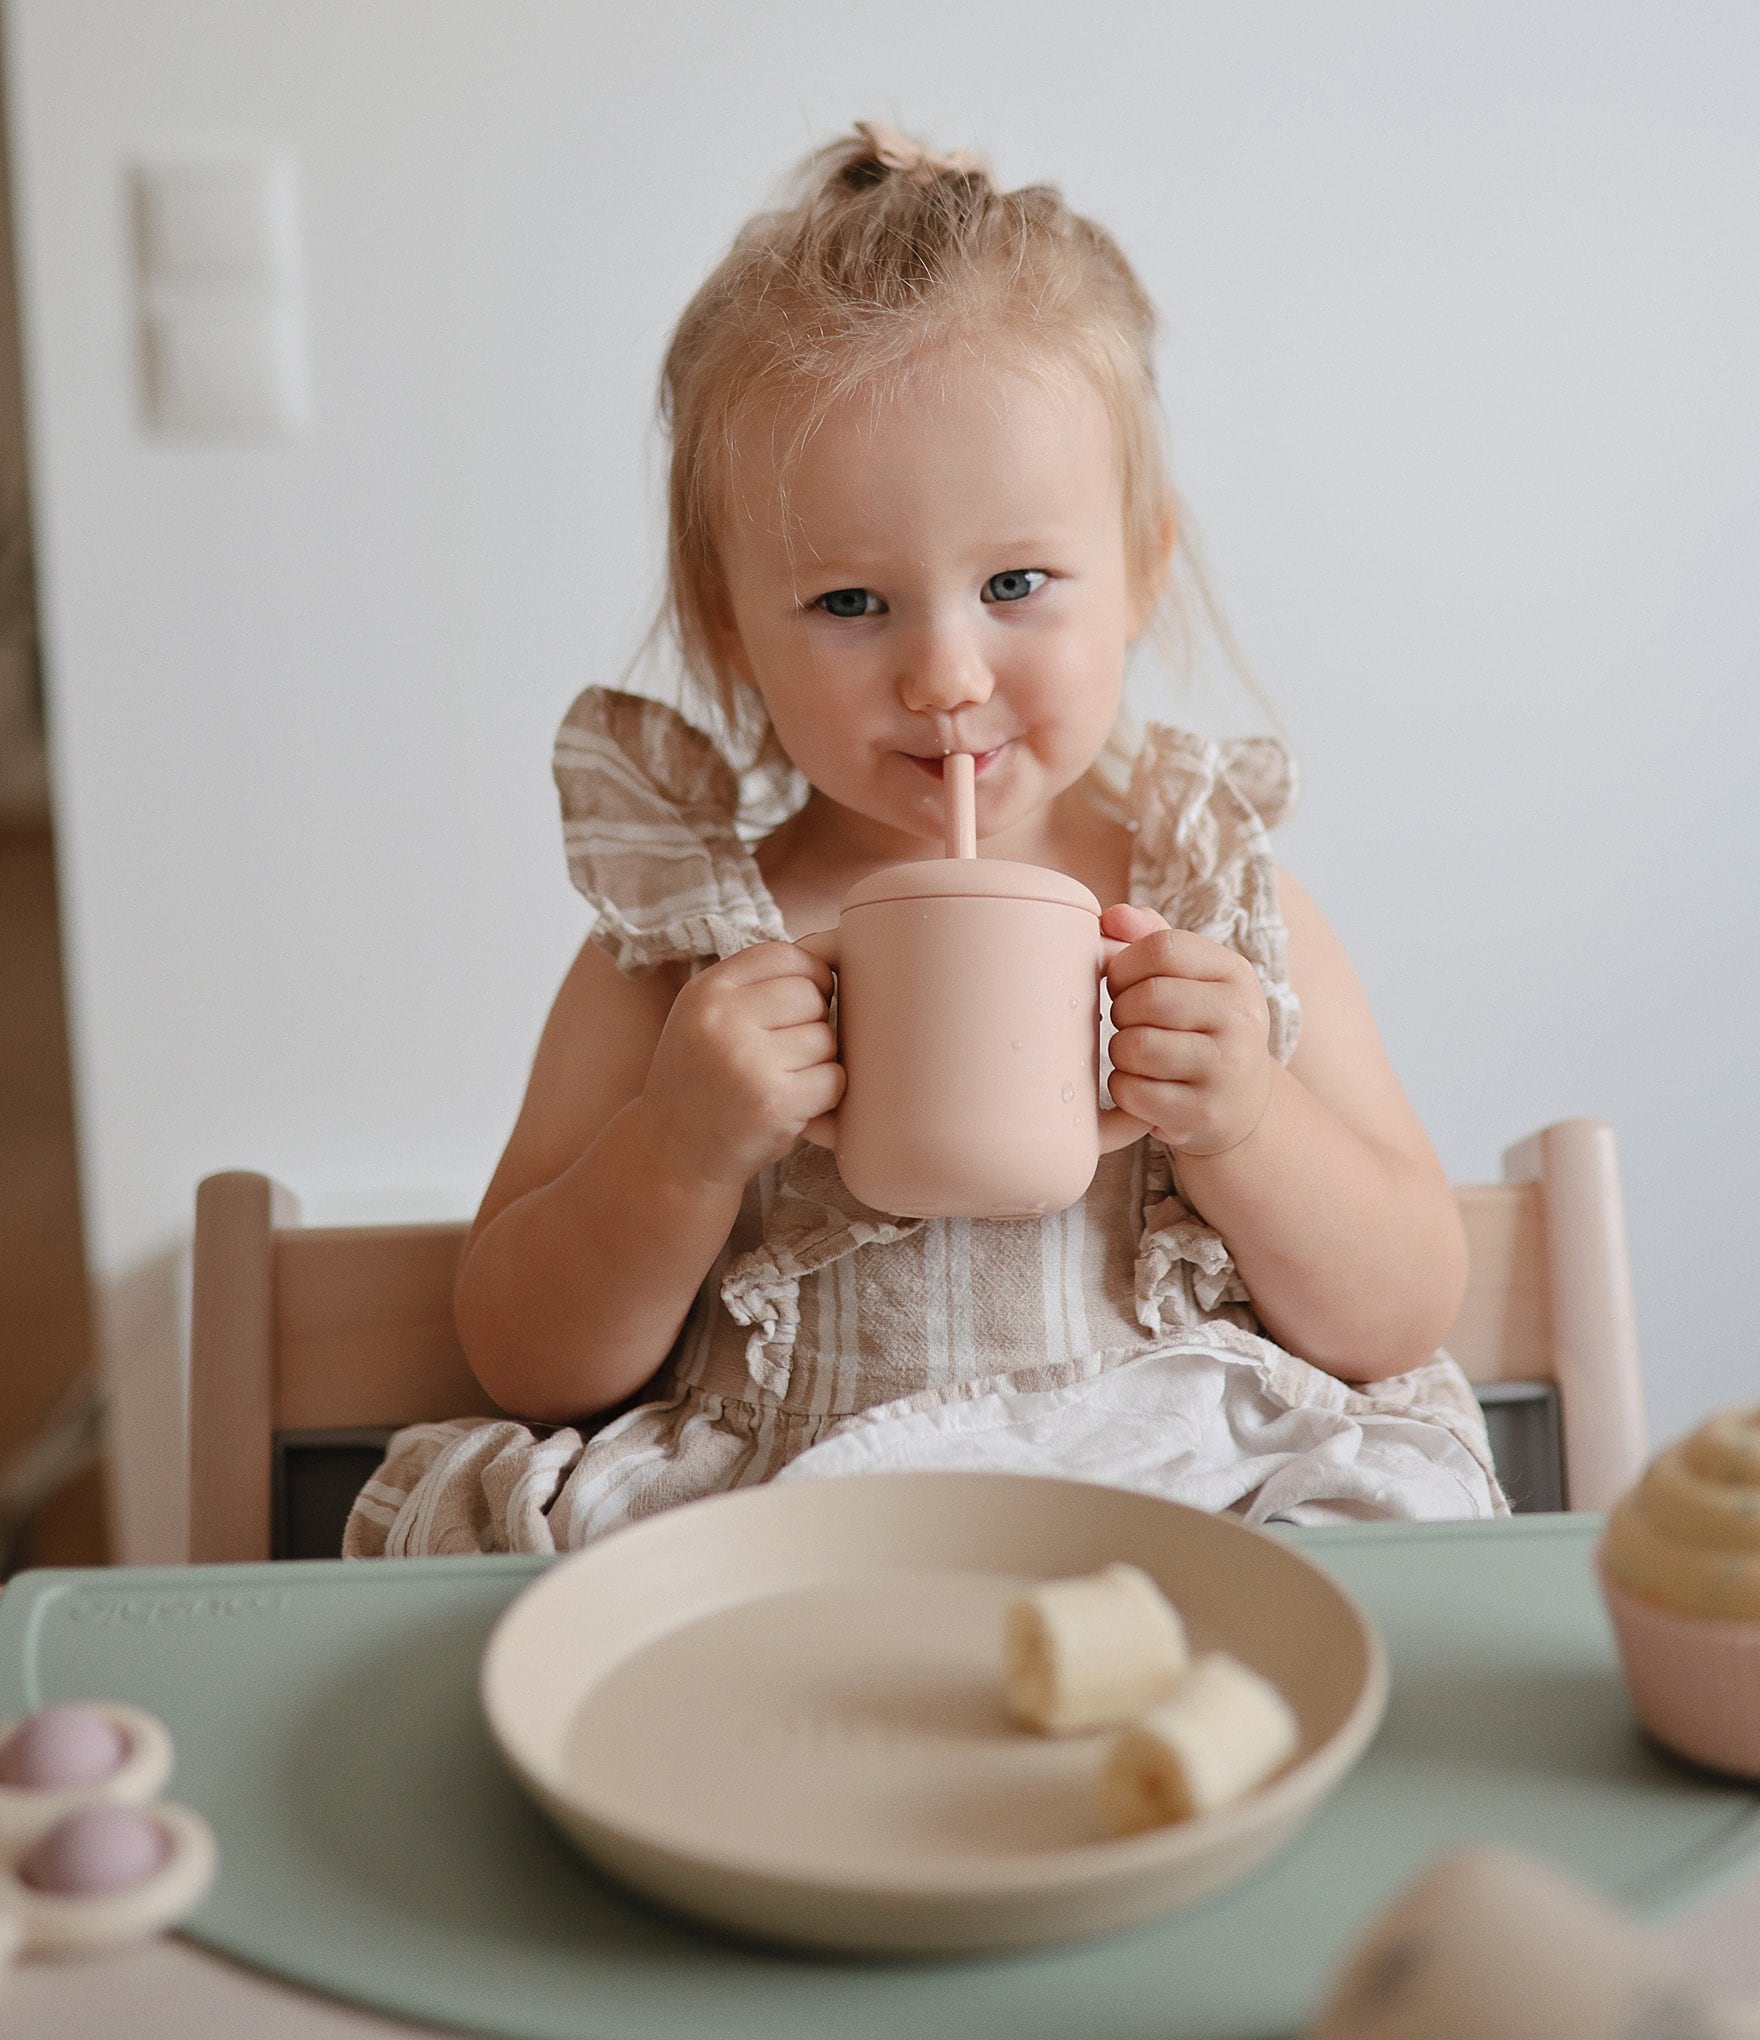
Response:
[346,123,1505,1557]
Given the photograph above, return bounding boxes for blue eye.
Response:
[815,588,883,619]
[983,569,1049,604]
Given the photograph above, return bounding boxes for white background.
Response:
[5,0,1756,1557]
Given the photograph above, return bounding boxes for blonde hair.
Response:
[656,122,1270,777]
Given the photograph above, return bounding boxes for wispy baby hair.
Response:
[659,121,1177,754]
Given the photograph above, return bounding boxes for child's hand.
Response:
[637,942,844,1187]
[1101,903,1273,1157]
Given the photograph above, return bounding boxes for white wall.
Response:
[6,0,1756,1558]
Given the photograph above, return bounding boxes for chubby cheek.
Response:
[1016,640,1124,764]
[761,680,890,800]
[762,704,840,787]
[741,642,848,757]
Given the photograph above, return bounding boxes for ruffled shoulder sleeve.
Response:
[552,687,794,971]
[1128,725,1300,1064]
[1125,724,1303,1345]
[1214,734,1298,832]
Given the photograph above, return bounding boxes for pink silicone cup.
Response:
[1595,1548,1760,1780]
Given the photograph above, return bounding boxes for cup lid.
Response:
[840,859,1101,914]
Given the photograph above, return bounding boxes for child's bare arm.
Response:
[455,935,839,1424]
[1102,873,1466,1383]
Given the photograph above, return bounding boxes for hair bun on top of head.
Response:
[843,120,989,190]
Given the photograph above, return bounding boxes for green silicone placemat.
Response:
[1,1519,1756,2040]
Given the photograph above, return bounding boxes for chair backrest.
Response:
[1451,1118,1646,1512]
[188,1172,484,1563]
[186,1117,1648,1562]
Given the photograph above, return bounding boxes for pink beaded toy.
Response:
[0,1700,216,1960]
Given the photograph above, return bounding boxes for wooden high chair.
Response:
[186,1118,1647,1562]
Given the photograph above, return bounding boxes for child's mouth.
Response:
[908,746,1006,779]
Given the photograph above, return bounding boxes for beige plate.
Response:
[479,1471,1387,1955]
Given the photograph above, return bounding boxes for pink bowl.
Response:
[1596,1547,1760,1779]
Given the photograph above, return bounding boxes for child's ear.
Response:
[1129,497,1178,635]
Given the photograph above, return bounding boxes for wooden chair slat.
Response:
[189,1119,1647,1559]
[1448,1183,1552,1385]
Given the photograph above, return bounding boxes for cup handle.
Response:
[1098,935,1152,1153]
[796,926,840,1149]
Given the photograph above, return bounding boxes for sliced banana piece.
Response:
[1003,1563,1189,1735]
[1099,1652,1300,1834]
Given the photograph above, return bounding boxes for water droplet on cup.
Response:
[1010,1039,1023,1051]
[1061,1083,1076,1102]
[1068,996,1080,1009]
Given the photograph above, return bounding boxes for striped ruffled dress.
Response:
[344,688,1504,1556]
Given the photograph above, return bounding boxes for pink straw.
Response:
[943,752,976,859]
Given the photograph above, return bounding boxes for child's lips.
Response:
[907,745,1007,778]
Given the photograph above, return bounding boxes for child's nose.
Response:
[896,621,994,716]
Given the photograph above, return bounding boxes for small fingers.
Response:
[785,938,838,999]
[1109,973,1242,1037]
[772,1020,840,1073]
[714,938,836,1000]
[679,952,831,1067]
[1108,1024,1220,1085]
[1105,924,1244,996]
[1108,1065,1271,1157]
[1105,1068,1185,1140]
[1101,902,1171,944]
[726,968,830,1033]
[795,1058,846,1120]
